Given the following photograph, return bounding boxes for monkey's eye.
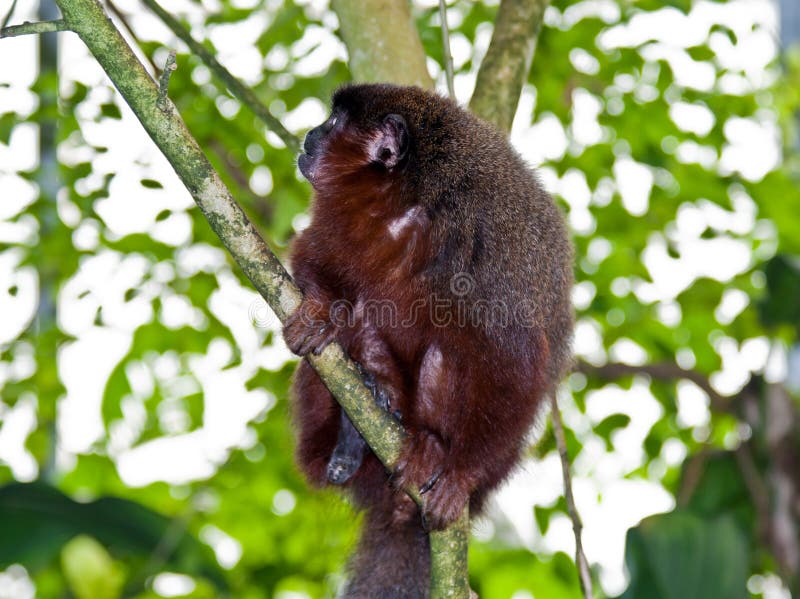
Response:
[330,115,338,127]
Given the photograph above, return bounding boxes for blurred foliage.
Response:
[0,0,799,597]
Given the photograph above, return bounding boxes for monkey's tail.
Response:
[341,506,430,599]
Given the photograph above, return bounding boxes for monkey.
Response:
[283,83,573,598]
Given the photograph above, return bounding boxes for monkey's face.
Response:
[298,90,410,190]
[297,110,340,184]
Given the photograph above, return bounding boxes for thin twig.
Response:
[139,0,301,153]
[438,0,455,99]
[734,444,772,545]
[156,49,177,112]
[1,0,19,29]
[550,393,593,599]
[0,18,68,38]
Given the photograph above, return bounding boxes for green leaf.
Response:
[141,178,165,189]
[757,255,800,330]
[617,511,749,599]
[99,102,122,120]
[61,536,125,599]
[0,482,226,590]
[594,413,632,449]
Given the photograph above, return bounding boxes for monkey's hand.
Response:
[395,430,469,530]
[283,297,336,356]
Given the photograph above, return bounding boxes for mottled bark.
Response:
[469,0,550,132]
[332,0,433,89]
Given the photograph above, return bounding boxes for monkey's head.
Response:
[298,84,481,202]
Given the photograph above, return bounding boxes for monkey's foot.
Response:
[356,363,402,422]
[395,430,471,530]
[420,470,469,530]
[326,451,361,485]
[283,302,336,356]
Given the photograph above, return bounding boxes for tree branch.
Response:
[438,0,455,99]
[2,0,19,29]
[550,393,594,599]
[50,0,467,595]
[576,360,733,414]
[469,0,550,132]
[0,18,68,38]
[139,0,301,154]
[331,0,434,89]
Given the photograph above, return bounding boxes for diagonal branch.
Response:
[469,0,550,132]
[2,0,19,29]
[52,0,400,481]
[46,0,466,595]
[139,0,301,154]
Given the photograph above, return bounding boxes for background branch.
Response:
[140,0,301,154]
[438,0,455,99]
[1,0,19,29]
[577,359,733,413]
[550,394,594,599]
[469,0,550,132]
[105,0,159,74]
[331,0,434,89]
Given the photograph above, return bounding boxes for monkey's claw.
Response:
[356,363,397,416]
[419,468,442,495]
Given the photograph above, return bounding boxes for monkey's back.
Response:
[416,104,574,388]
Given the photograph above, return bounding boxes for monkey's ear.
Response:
[369,114,408,169]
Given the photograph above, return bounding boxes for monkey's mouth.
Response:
[298,153,315,182]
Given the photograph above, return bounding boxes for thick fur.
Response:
[285,84,574,597]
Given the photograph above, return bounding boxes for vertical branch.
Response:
[331,0,433,89]
[469,0,550,132]
[550,394,593,599]
[438,0,455,99]
[429,508,470,597]
[33,0,66,482]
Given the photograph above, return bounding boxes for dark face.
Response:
[297,110,341,183]
[297,97,409,188]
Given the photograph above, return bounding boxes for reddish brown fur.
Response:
[285,84,573,598]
